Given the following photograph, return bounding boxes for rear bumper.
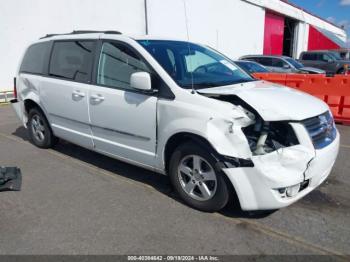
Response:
[223,131,340,211]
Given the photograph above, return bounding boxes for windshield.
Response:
[137,40,254,89]
[285,58,304,69]
[235,61,269,73]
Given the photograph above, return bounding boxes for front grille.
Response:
[302,111,337,150]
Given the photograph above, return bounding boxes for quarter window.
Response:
[49,41,95,83]
[97,42,150,90]
[20,42,51,75]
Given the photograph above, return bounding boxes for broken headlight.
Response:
[242,120,299,155]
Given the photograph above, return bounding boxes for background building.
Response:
[0,0,347,92]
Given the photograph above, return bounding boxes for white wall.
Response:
[0,0,146,91]
[146,0,265,59]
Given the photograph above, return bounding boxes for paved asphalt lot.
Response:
[0,104,349,256]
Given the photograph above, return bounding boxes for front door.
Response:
[88,41,157,167]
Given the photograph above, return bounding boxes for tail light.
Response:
[13,77,17,99]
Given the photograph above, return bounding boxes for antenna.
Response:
[183,0,190,42]
[182,0,195,94]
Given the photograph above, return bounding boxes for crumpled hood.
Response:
[197,80,329,121]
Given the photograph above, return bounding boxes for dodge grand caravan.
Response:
[11,31,339,212]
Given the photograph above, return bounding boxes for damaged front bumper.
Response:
[223,127,340,211]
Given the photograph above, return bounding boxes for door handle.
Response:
[90,94,105,102]
[72,90,85,98]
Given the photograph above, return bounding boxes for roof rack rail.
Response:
[40,30,122,39]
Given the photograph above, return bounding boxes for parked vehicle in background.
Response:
[234,60,270,74]
[11,31,339,212]
[240,55,325,74]
[299,51,350,74]
[328,49,350,61]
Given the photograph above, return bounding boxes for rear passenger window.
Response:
[97,42,150,90]
[49,41,95,83]
[20,42,51,75]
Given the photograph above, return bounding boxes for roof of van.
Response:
[38,30,195,43]
[40,30,122,39]
[33,32,207,50]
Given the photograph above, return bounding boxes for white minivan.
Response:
[11,31,339,212]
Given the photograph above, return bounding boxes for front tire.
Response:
[28,107,58,148]
[169,142,229,212]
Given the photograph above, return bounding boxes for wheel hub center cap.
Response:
[193,172,201,181]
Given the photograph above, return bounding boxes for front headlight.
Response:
[242,121,299,155]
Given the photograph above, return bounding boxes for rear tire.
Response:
[169,142,229,212]
[28,107,58,148]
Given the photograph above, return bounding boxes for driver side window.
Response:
[97,42,150,91]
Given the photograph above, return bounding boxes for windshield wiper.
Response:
[181,82,215,89]
[181,79,257,89]
[213,79,257,86]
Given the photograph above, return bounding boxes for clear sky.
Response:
[288,0,350,43]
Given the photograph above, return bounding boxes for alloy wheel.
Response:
[177,155,217,201]
[31,114,46,142]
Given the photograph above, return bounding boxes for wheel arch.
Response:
[24,99,41,114]
[164,132,244,211]
[23,99,52,131]
[25,99,58,148]
[163,132,221,175]
[163,131,254,174]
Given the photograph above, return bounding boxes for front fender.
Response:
[158,116,252,169]
[206,117,252,159]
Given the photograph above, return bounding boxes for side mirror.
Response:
[130,72,152,92]
[283,64,290,69]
